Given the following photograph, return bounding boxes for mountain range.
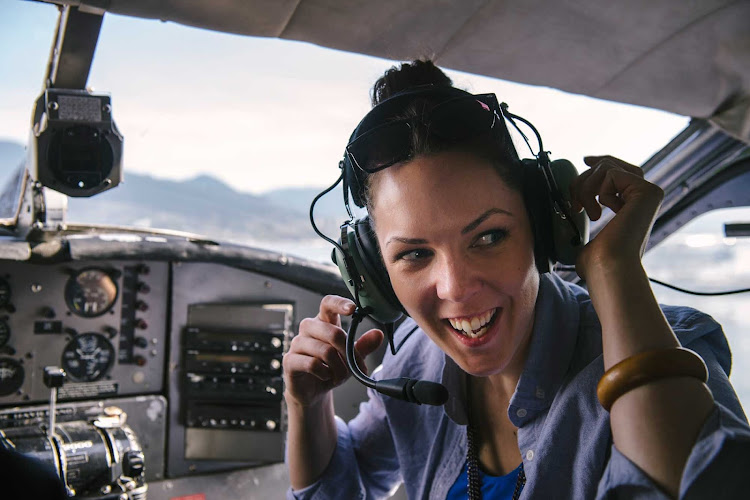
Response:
[0,140,344,244]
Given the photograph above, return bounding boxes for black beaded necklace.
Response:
[466,377,526,500]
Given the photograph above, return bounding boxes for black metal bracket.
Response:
[45,5,104,90]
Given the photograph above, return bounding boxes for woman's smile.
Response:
[447,307,497,339]
[445,306,501,347]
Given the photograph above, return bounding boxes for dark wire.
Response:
[309,172,345,254]
[648,277,750,296]
[504,109,544,154]
[341,160,355,220]
[555,265,750,296]
[346,308,376,389]
[501,103,539,157]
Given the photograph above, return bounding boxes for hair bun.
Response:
[371,60,453,106]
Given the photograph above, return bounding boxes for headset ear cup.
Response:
[548,159,590,265]
[521,159,552,273]
[353,217,405,320]
[333,220,404,324]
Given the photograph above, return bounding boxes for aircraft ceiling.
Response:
[39,0,750,142]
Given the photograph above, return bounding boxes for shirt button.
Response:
[516,408,527,418]
[526,449,535,461]
[535,387,545,399]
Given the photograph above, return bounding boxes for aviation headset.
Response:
[310,85,589,405]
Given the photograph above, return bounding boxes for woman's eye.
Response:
[395,249,433,262]
[472,229,507,248]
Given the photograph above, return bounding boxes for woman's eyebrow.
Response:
[386,236,427,247]
[461,208,513,234]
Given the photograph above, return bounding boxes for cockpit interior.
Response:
[0,1,749,499]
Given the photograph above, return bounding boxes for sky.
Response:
[0,0,689,194]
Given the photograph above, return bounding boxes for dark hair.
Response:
[370,60,454,106]
[362,60,522,211]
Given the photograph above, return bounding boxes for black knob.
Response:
[136,282,150,294]
[134,336,148,348]
[135,319,148,330]
[43,366,66,388]
[40,307,56,319]
[123,450,145,478]
[136,264,150,275]
[135,300,149,312]
[104,326,118,338]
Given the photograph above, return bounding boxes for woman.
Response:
[283,60,750,499]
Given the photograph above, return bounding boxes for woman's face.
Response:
[371,150,540,377]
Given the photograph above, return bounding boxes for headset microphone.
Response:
[346,308,449,406]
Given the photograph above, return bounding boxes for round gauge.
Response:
[61,333,115,382]
[0,357,24,396]
[65,268,118,317]
[0,319,10,347]
[0,277,11,307]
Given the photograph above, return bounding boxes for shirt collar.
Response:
[441,272,581,427]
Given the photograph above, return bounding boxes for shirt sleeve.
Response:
[287,386,401,500]
[596,331,750,499]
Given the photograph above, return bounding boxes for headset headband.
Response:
[343,85,516,208]
[350,85,473,141]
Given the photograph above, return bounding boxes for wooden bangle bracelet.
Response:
[597,347,708,412]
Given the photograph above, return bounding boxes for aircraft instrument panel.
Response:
[0,257,362,499]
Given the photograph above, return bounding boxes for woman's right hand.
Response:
[283,295,384,408]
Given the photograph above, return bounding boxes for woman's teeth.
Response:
[448,309,496,338]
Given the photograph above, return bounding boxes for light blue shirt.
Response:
[288,273,750,499]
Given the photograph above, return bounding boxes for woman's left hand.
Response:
[570,155,664,279]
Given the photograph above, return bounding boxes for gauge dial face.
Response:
[65,269,118,317]
[0,319,9,347]
[0,277,11,307]
[0,357,24,396]
[61,333,115,382]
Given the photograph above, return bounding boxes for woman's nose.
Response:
[434,256,481,303]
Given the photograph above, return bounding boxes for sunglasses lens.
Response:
[348,121,413,172]
[430,96,496,139]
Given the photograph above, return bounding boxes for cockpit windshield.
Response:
[1,1,687,264]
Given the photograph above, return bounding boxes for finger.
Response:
[569,167,597,213]
[576,163,610,220]
[596,168,648,215]
[355,329,384,358]
[298,317,348,354]
[599,168,661,207]
[598,192,624,213]
[317,295,356,326]
[289,335,349,384]
[353,329,385,377]
[577,157,632,220]
[585,155,643,178]
[283,352,333,382]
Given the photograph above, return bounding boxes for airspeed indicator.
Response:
[65,268,118,317]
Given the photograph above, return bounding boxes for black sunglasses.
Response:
[345,93,505,174]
